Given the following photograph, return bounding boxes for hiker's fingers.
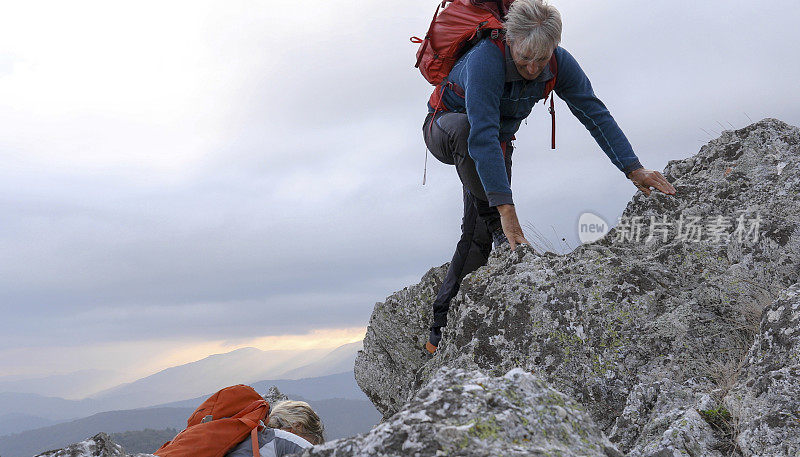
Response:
[509,235,529,251]
[634,180,652,196]
[643,171,674,194]
[655,173,677,195]
[632,170,676,196]
[629,170,653,194]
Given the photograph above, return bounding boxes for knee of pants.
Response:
[424,112,470,166]
[423,114,452,165]
[443,114,471,161]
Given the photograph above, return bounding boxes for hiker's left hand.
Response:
[628,168,676,196]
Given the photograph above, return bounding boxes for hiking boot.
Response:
[425,341,438,354]
[492,227,509,249]
[425,327,442,354]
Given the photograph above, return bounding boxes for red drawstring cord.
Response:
[548,94,556,149]
[413,1,446,68]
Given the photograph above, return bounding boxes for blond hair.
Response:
[267,400,324,445]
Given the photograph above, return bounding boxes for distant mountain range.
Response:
[0,392,101,423]
[155,371,367,410]
[88,347,327,410]
[88,341,363,410]
[278,341,362,379]
[0,341,362,407]
[0,413,59,436]
[0,374,379,457]
[0,340,371,456]
[0,341,363,423]
[0,369,122,400]
[0,407,192,457]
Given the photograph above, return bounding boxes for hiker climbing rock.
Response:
[414,0,677,353]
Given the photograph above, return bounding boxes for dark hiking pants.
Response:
[422,112,513,329]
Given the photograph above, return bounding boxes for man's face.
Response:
[509,44,553,80]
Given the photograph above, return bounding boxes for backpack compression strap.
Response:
[426,37,504,114]
[236,400,268,457]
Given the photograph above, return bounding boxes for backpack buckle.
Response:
[490,29,499,39]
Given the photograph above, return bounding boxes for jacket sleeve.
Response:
[553,47,643,176]
[458,41,514,207]
[272,429,312,456]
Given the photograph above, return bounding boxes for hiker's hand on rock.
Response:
[627,168,676,196]
[497,204,529,251]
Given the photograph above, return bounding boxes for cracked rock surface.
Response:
[353,119,800,456]
[300,367,622,457]
[726,282,800,456]
[34,433,154,457]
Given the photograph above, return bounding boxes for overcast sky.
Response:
[1,0,799,384]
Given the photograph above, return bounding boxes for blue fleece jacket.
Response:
[427,38,643,207]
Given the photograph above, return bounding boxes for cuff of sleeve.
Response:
[623,160,644,178]
[487,192,514,207]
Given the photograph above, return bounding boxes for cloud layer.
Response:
[1,0,799,378]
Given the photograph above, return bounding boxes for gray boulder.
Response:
[355,118,800,455]
[33,433,154,457]
[610,379,725,457]
[726,282,800,456]
[301,367,622,457]
[263,385,290,405]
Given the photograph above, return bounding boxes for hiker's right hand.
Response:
[628,167,676,196]
[497,204,529,251]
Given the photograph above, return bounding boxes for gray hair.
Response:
[504,0,562,60]
[267,400,325,445]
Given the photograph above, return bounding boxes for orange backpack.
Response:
[154,384,269,457]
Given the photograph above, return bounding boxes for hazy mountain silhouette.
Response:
[0,370,121,400]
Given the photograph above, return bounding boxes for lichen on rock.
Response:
[726,282,800,456]
[355,119,800,456]
[33,433,154,457]
[301,367,622,457]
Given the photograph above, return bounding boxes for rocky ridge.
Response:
[301,367,623,456]
[352,119,800,456]
[38,119,800,456]
[32,433,153,457]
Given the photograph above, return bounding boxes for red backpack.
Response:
[411,0,558,149]
[154,384,269,457]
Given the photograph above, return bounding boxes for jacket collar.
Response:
[504,43,554,83]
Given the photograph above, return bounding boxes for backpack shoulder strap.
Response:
[250,427,260,457]
[491,36,505,56]
[544,53,558,98]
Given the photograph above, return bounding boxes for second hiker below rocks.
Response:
[418,0,677,353]
[225,400,323,457]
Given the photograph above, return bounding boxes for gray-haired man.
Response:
[423,0,676,353]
